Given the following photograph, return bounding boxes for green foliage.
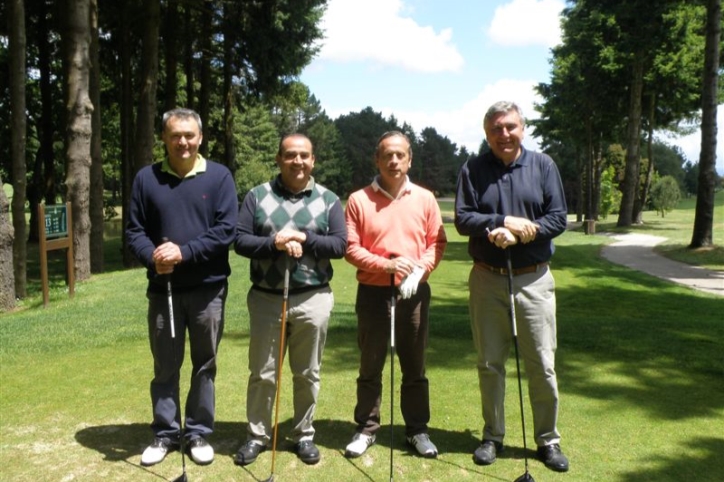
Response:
[650,175,682,217]
[599,165,621,218]
[683,160,699,195]
[334,107,401,192]
[234,102,279,197]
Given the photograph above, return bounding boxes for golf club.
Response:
[389,263,396,482]
[264,259,291,482]
[506,249,535,482]
[163,237,188,482]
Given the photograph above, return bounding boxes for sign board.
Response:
[44,204,68,239]
[38,202,74,307]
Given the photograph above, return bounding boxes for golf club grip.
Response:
[161,237,177,340]
[505,250,517,338]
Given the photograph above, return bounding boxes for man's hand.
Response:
[275,229,307,250]
[153,241,182,274]
[503,216,540,244]
[487,227,518,249]
[399,266,425,299]
[384,256,416,277]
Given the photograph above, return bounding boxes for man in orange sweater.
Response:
[343,131,447,459]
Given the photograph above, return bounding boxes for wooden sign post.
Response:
[38,202,75,307]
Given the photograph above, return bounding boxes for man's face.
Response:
[162,116,202,166]
[484,110,524,164]
[375,135,411,184]
[276,135,315,191]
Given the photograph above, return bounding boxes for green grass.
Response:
[1,200,723,481]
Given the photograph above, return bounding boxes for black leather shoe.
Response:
[295,440,321,465]
[234,440,266,466]
[536,443,569,472]
[473,439,503,465]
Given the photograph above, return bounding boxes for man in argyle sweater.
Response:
[234,133,347,467]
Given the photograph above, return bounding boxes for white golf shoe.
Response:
[189,437,214,465]
[344,433,376,458]
[141,438,174,466]
[407,433,438,458]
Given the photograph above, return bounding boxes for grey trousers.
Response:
[468,265,561,447]
[147,280,227,441]
[245,285,333,445]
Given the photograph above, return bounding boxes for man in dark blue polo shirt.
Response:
[454,101,569,473]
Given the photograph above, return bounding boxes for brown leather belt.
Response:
[474,261,548,276]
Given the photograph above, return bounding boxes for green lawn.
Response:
[1,198,722,482]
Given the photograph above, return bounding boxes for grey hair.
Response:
[162,108,203,133]
[484,101,525,128]
[375,130,413,159]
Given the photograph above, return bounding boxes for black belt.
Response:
[251,283,329,295]
[474,261,548,276]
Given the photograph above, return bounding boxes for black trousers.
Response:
[353,282,431,437]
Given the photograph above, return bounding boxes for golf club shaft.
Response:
[389,268,396,482]
[269,261,290,479]
[163,261,186,479]
[506,250,530,474]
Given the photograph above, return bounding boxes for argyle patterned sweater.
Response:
[235,176,347,292]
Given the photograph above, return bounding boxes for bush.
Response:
[650,175,681,217]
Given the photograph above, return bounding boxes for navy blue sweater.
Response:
[126,160,238,292]
[454,148,568,269]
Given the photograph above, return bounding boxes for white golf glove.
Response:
[399,266,425,299]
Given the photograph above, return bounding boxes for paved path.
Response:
[600,233,724,297]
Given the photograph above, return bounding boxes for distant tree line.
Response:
[0,0,720,310]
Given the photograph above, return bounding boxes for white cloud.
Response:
[661,109,724,174]
[316,0,464,73]
[487,0,565,48]
[379,79,543,153]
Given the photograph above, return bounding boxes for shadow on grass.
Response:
[74,418,483,476]
[619,436,724,482]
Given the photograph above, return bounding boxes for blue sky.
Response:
[300,0,724,174]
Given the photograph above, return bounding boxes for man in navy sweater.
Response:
[455,101,569,473]
[127,108,238,467]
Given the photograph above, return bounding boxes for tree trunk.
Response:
[0,173,15,311]
[633,95,656,224]
[89,0,104,273]
[198,0,212,157]
[64,0,93,282]
[120,1,136,267]
[223,2,236,172]
[28,0,54,242]
[132,0,160,175]
[690,0,720,248]
[592,135,603,220]
[617,52,645,227]
[164,0,179,111]
[584,119,593,221]
[9,0,28,299]
[184,3,195,110]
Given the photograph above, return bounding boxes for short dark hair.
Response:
[375,131,413,159]
[162,108,203,133]
[483,101,525,128]
[277,133,313,156]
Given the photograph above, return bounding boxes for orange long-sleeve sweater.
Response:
[345,179,447,287]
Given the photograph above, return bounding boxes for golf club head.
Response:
[263,477,275,482]
[171,473,188,482]
[514,472,535,482]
